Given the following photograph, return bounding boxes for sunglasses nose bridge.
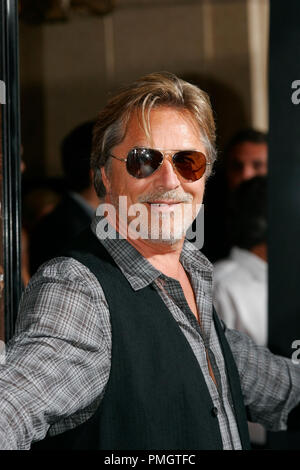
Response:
[162,150,174,159]
[155,151,181,185]
[158,152,176,175]
[161,151,176,168]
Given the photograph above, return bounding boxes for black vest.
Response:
[32,228,250,450]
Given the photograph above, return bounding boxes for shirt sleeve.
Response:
[225,325,300,431]
[0,257,111,450]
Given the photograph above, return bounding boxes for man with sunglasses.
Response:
[1,72,300,450]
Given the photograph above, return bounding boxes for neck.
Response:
[127,236,184,279]
[250,243,267,262]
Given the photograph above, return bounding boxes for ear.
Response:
[101,166,110,194]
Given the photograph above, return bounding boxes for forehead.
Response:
[121,106,203,149]
[230,141,268,161]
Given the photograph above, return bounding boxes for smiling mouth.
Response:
[147,200,183,205]
[146,201,183,212]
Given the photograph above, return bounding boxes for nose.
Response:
[155,155,181,190]
[241,165,256,182]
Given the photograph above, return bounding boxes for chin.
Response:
[147,235,183,245]
[147,224,187,245]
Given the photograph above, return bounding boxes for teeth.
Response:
[150,203,175,208]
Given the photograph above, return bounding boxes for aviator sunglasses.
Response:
[110,147,210,182]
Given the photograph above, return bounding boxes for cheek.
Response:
[110,172,143,204]
[109,165,129,195]
[187,181,205,204]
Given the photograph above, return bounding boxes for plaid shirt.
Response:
[0,216,299,449]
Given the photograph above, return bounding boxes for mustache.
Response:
[138,189,193,204]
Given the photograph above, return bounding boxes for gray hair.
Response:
[91,71,217,198]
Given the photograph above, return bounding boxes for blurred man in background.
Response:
[224,129,268,190]
[29,121,99,274]
[202,128,268,262]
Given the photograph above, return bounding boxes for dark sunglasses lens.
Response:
[173,151,206,181]
[127,148,162,178]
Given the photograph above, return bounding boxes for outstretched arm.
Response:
[225,325,300,430]
[0,257,111,449]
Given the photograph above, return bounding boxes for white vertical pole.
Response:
[247,0,270,131]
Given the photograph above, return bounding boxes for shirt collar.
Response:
[91,215,213,291]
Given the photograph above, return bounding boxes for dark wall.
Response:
[268,0,300,449]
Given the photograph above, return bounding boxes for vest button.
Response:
[211,406,218,417]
